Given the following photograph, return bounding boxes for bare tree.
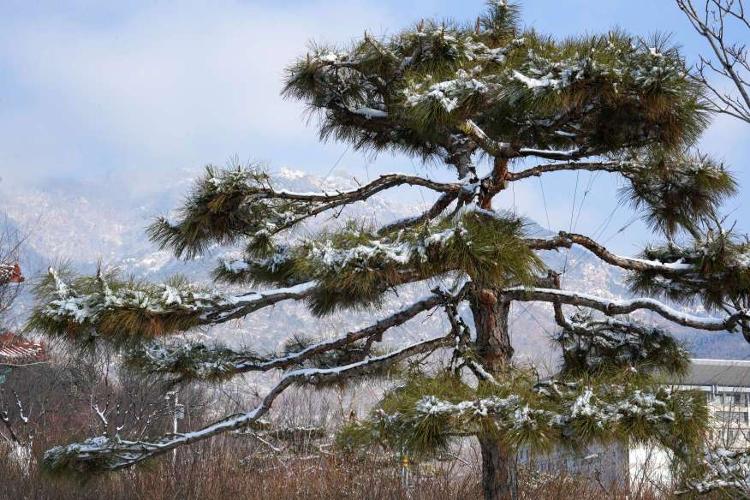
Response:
[677,0,750,123]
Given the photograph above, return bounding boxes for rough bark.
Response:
[478,436,518,500]
[470,287,518,500]
[480,157,509,209]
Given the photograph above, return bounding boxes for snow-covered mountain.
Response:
[2,168,748,361]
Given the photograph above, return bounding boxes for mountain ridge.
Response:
[2,168,749,361]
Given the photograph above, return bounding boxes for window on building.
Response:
[719,393,743,406]
[716,410,749,424]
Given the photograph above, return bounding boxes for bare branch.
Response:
[235,285,466,373]
[263,173,460,203]
[526,232,695,275]
[378,191,460,234]
[264,173,462,235]
[677,0,750,122]
[131,284,469,381]
[508,161,626,181]
[501,286,749,332]
[200,282,318,324]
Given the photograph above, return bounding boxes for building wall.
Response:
[521,441,628,488]
[522,383,750,489]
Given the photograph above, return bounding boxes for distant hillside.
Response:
[2,168,749,362]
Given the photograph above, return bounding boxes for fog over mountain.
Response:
[3,168,749,363]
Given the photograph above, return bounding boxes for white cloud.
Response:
[0,1,398,185]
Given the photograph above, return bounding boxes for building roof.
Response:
[0,263,24,285]
[0,333,47,364]
[672,358,750,388]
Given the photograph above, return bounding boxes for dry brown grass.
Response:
[0,361,678,500]
[0,431,674,500]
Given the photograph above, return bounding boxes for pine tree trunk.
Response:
[470,287,518,500]
[478,437,518,500]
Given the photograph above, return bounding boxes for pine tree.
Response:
[30,2,749,498]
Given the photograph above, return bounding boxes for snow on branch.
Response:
[685,448,750,495]
[257,173,463,237]
[29,267,315,343]
[461,120,595,162]
[507,161,626,181]
[627,231,750,319]
[218,209,541,316]
[148,166,463,260]
[43,335,450,474]
[405,73,491,114]
[413,384,678,432]
[342,369,706,457]
[516,147,591,161]
[460,120,514,157]
[260,172,460,203]
[556,313,690,375]
[501,286,750,333]
[526,231,696,274]
[126,285,467,382]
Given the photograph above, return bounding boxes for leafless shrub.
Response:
[677,0,750,123]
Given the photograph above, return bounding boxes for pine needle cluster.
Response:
[283,4,706,160]
[217,209,543,315]
[621,151,736,236]
[28,268,206,347]
[337,366,707,463]
[147,165,313,259]
[628,230,750,311]
[557,312,690,376]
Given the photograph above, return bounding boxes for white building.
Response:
[523,358,750,490]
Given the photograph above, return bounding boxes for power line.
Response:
[591,200,622,242]
[572,171,597,232]
[517,303,554,337]
[537,176,552,231]
[561,171,581,284]
[604,215,639,245]
[322,145,350,183]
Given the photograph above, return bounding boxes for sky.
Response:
[0,0,748,254]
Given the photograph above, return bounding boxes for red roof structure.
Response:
[0,333,47,365]
[0,263,24,285]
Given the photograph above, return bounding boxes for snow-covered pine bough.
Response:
[30,2,750,498]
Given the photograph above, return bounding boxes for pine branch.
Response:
[263,174,462,235]
[460,120,515,158]
[43,335,451,474]
[345,368,706,458]
[128,284,468,381]
[200,282,317,323]
[377,192,460,234]
[557,313,690,375]
[29,268,317,342]
[260,173,460,202]
[684,447,750,495]
[507,161,625,181]
[526,231,696,275]
[257,173,462,236]
[501,286,750,332]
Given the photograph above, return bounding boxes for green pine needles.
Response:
[217,208,542,315]
[337,368,707,463]
[283,5,705,161]
[28,268,206,346]
[28,2,748,494]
